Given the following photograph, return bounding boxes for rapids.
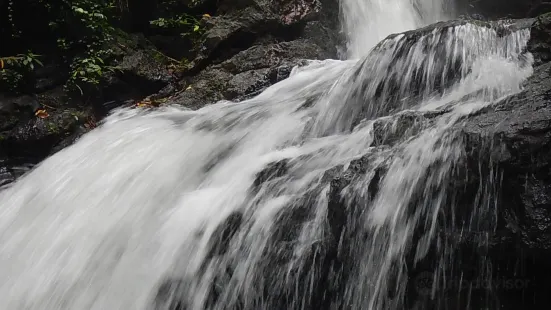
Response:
[0,0,535,309]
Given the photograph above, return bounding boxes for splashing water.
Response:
[0,1,535,310]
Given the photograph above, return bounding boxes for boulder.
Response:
[0,105,92,160]
[186,0,340,73]
[100,31,176,106]
[165,38,330,107]
[527,13,551,65]
[455,0,538,18]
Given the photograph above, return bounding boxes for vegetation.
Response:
[0,0,207,95]
[150,13,206,37]
[0,52,43,92]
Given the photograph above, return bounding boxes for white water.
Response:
[341,0,450,58]
[0,1,535,310]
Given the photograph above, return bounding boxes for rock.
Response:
[204,212,244,259]
[220,39,329,100]
[152,278,190,310]
[118,0,158,31]
[187,0,338,74]
[147,34,195,61]
[182,0,216,10]
[0,94,41,133]
[252,159,289,191]
[0,107,91,161]
[165,38,331,107]
[0,161,14,187]
[33,63,69,93]
[462,59,551,251]
[528,2,551,17]
[455,0,538,18]
[527,13,551,65]
[117,50,173,89]
[0,94,41,114]
[430,14,551,307]
[101,32,175,104]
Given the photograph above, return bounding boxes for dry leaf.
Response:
[136,102,151,108]
[35,109,49,119]
[136,97,161,108]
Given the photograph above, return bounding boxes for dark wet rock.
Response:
[152,278,189,310]
[528,2,551,17]
[166,68,233,109]
[101,32,175,104]
[0,94,41,115]
[186,0,339,74]
[148,35,196,61]
[205,212,244,259]
[224,68,272,99]
[1,108,91,160]
[431,15,551,307]
[252,159,289,191]
[527,13,551,65]
[370,112,427,147]
[456,0,539,19]
[117,50,173,91]
[166,39,330,107]
[182,0,216,11]
[33,63,69,93]
[462,58,551,251]
[0,161,14,187]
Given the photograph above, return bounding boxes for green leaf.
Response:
[193,25,200,32]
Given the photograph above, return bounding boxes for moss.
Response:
[152,50,169,63]
[538,12,551,20]
[46,122,60,134]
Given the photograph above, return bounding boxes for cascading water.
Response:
[0,0,536,309]
[340,0,451,58]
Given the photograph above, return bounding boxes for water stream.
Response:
[0,0,535,309]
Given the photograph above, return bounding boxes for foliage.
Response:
[150,13,208,38]
[68,54,118,95]
[0,0,204,95]
[1,0,118,94]
[0,52,43,92]
[47,0,118,93]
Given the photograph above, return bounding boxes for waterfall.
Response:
[340,0,451,58]
[0,1,534,310]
